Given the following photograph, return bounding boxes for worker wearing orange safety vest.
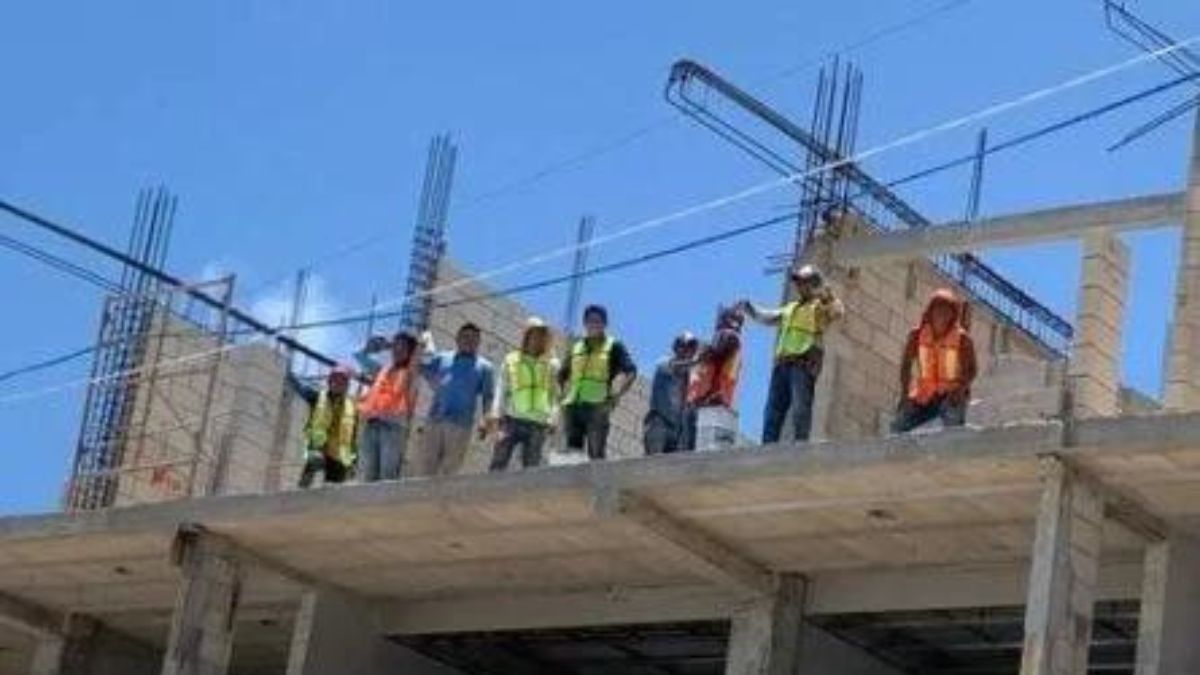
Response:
[741,264,843,443]
[892,289,978,433]
[355,331,421,481]
[683,306,745,450]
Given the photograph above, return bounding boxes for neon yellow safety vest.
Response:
[775,300,822,358]
[306,392,357,467]
[565,336,614,405]
[504,351,554,424]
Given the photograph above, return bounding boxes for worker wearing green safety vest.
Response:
[485,317,561,471]
[558,304,639,460]
[740,264,843,444]
[296,366,358,488]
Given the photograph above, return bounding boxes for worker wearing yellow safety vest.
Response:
[893,289,978,433]
[557,304,639,460]
[740,264,843,444]
[297,366,358,488]
[484,317,561,471]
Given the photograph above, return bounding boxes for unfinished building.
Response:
[3,22,1200,674]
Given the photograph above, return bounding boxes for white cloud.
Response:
[249,274,358,370]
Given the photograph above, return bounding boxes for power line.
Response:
[0,232,120,292]
[0,345,97,385]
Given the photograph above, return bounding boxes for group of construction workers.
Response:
[294,264,978,488]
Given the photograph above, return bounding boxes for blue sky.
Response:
[2,1,1197,514]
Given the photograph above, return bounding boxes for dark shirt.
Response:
[647,357,690,427]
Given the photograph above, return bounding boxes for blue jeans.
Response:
[762,359,818,444]
[358,419,407,482]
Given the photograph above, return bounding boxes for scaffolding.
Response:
[399,134,458,334]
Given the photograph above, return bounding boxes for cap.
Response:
[328,364,353,381]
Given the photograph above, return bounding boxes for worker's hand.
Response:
[365,335,390,352]
[478,416,497,440]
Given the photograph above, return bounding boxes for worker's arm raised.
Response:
[739,300,784,326]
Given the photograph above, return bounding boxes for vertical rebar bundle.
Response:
[399,135,458,334]
[562,215,595,337]
[68,187,176,510]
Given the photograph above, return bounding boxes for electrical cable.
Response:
[1,35,1194,407]
[0,232,120,293]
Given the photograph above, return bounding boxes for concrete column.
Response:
[160,531,242,675]
[1019,456,1104,675]
[287,590,465,675]
[725,575,804,675]
[29,615,96,675]
[1069,233,1130,417]
[1165,109,1200,411]
[1135,535,1200,675]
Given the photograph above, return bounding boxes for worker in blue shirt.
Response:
[410,323,495,477]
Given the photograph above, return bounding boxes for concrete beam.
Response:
[0,589,62,636]
[28,615,98,675]
[832,192,1183,263]
[594,487,775,596]
[1019,455,1104,675]
[160,526,243,675]
[725,574,804,675]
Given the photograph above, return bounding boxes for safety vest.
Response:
[908,324,966,404]
[504,350,554,424]
[306,392,357,466]
[359,365,414,420]
[775,300,822,359]
[565,337,614,405]
[688,349,742,408]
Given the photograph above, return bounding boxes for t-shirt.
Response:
[420,351,496,427]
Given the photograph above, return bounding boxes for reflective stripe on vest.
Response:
[307,392,357,466]
[908,324,965,404]
[688,349,742,407]
[565,337,614,405]
[504,350,553,424]
[775,300,821,358]
[359,365,414,419]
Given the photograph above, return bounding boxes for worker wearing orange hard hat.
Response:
[892,289,978,433]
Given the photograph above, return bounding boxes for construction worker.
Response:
[411,323,495,477]
[643,332,699,455]
[487,317,560,471]
[740,264,843,444]
[559,304,638,460]
[685,306,745,450]
[893,289,978,433]
[292,366,357,488]
[355,331,420,482]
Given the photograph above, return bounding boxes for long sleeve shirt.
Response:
[646,356,691,428]
[419,335,495,428]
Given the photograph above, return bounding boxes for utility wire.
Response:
[0,232,120,293]
[0,345,98,386]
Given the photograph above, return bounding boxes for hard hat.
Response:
[790,264,823,286]
[525,316,550,331]
[328,364,353,382]
[673,331,699,350]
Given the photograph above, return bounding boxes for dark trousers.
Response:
[762,358,819,444]
[643,412,687,455]
[891,394,967,433]
[298,452,348,488]
[564,403,611,460]
[490,417,549,471]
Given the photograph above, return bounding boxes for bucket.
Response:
[694,406,738,452]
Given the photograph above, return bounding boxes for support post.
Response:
[28,615,98,675]
[160,527,242,675]
[1165,109,1200,411]
[1019,456,1104,675]
[1135,535,1200,675]
[1069,233,1130,417]
[725,574,804,675]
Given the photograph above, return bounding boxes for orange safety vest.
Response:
[359,365,415,419]
[908,324,966,404]
[688,349,742,408]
